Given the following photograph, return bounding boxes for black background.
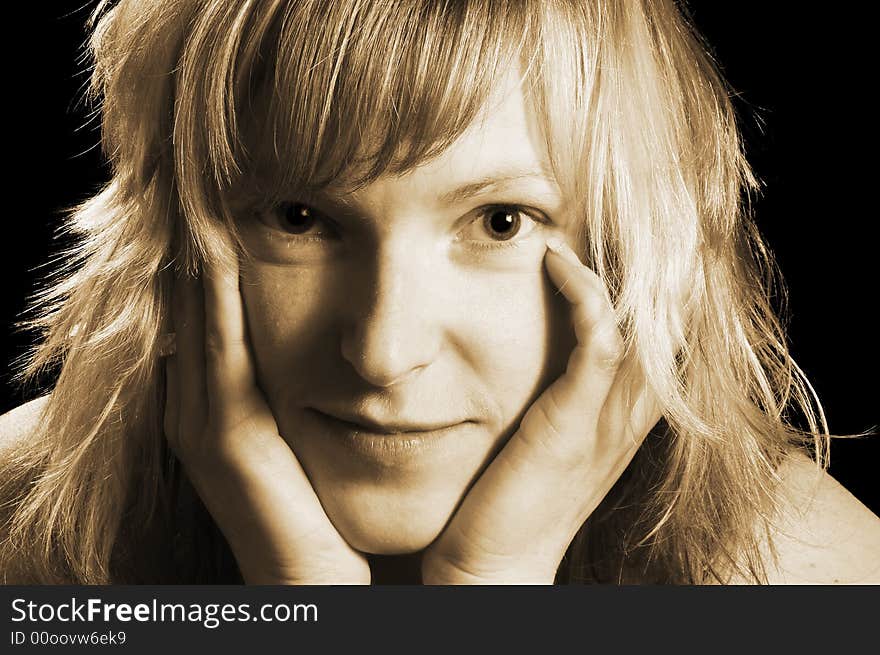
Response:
[2,3,877,515]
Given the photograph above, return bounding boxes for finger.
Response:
[201,251,259,418]
[543,240,663,443]
[541,238,624,426]
[172,271,208,435]
[601,358,663,449]
[163,354,180,447]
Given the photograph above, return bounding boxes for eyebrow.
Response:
[438,171,561,205]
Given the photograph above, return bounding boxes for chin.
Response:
[289,416,501,555]
[316,480,471,555]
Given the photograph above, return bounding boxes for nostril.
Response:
[341,344,426,388]
[340,321,435,388]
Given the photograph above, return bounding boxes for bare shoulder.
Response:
[0,395,51,461]
[731,451,880,584]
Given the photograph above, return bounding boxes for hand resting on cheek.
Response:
[164,253,370,585]
[422,237,661,584]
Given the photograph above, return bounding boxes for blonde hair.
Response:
[2,0,828,583]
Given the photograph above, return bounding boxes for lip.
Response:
[314,408,463,434]
[306,408,473,465]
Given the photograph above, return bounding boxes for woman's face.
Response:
[238,73,576,554]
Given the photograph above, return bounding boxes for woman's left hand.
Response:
[422,238,663,584]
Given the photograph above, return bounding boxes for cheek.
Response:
[459,267,574,431]
[239,263,334,399]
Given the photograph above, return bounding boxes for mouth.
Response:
[305,408,474,464]
[311,408,467,435]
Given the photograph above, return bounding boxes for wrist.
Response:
[241,562,372,585]
[421,553,556,585]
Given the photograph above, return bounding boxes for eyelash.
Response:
[460,205,551,251]
[256,202,552,251]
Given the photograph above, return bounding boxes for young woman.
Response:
[1,0,878,584]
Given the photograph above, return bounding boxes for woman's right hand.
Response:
[164,254,370,584]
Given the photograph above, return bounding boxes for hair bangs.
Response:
[233,0,544,200]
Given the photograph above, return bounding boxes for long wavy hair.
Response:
[1,0,828,584]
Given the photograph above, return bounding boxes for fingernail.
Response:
[546,237,581,265]
[546,237,566,253]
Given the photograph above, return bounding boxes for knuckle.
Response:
[204,328,224,357]
[591,321,625,370]
[205,328,246,363]
[574,293,604,324]
[529,399,565,444]
[521,399,589,471]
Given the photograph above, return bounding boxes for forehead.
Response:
[331,69,555,203]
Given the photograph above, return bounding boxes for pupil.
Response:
[283,203,315,234]
[486,209,520,240]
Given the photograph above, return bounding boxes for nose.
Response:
[340,242,442,387]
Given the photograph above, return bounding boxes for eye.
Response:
[280,202,318,234]
[483,208,522,240]
[457,205,546,245]
[257,201,335,237]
